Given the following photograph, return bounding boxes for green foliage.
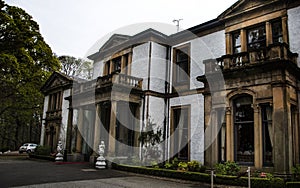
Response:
[138,118,162,162]
[214,161,241,176]
[34,145,51,156]
[112,163,285,188]
[0,0,60,150]
[292,164,300,180]
[187,160,206,172]
[58,55,93,79]
[286,182,300,188]
[178,161,188,171]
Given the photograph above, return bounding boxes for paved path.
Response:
[0,156,240,188]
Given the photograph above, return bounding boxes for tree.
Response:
[0,0,60,150]
[58,55,93,79]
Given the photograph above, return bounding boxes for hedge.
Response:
[29,154,55,162]
[112,163,285,188]
[286,182,300,188]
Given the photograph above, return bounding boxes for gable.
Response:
[218,0,282,20]
[41,72,73,94]
[99,34,130,53]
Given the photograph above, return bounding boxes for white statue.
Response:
[95,140,106,169]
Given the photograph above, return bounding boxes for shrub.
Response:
[34,145,51,156]
[292,164,300,180]
[178,162,188,171]
[215,161,240,176]
[187,160,200,171]
[286,182,300,188]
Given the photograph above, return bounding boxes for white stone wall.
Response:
[60,89,71,148]
[171,30,225,90]
[288,6,300,67]
[150,42,168,93]
[40,95,49,146]
[131,42,150,90]
[147,96,166,129]
[92,60,104,79]
[170,94,204,163]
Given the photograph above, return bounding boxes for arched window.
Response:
[233,96,254,164]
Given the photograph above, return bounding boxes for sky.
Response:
[5,0,238,59]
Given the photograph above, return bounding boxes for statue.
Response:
[95,140,106,169]
[55,141,64,162]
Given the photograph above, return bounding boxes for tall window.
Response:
[247,25,266,50]
[262,105,273,166]
[233,32,241,54]
[104,61,110,75]
[234,96,254,164]
[172,106,189,161]
[112,57,121,72]
[173,45,190,85]
[272,20,283,43]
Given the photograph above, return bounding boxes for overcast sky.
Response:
[5,0,237,58]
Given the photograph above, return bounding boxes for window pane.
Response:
[233,33,241,54]
[272,20,283,43]
[175,48,189,83]
[113,57,121,72]
[248,25,266,50]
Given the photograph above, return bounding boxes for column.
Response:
[226,107,233,161]
[294,109,300,164]
[266,22,272,46]
[254,104,262,168]
[75,108,83,153]
[225,33,232,55]
[282,16,288,44]
[272,84,289,173]
[240,29,247,52]
[93,104,101,155]
[108,101,117,156]
[128,52,132,75]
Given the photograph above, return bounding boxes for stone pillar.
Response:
[204,94,212,166]
[254,104,262,169]
[225,33,232,55]
[282,16,288,44]
[272,83,289,173]
[205,109,218,168]
[294,109,300,164]
[128,52,132,75]
[76,108,84,153]
[108,101,117,156]
[266,21,272,46]
[226,107,233,161]
[240,29,247,52]
[93,104,101,155]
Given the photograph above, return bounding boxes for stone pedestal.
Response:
[95,141,106,169]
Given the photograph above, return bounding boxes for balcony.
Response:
[73,72,143,94]
[205,43,298,73]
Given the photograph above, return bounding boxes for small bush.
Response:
[178,162,188,171]
[215,161,240,176]
[292,164,300,180]
[34,145,51,156]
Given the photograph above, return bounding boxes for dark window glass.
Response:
[272,20,283,43]
[247,25,266,50]
[112,57,121,72]
[233,32,241,54]
[175,48,189,84]
[262,105,273,166]
[173,107,189,161]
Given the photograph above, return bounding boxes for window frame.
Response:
[172,44,190,87]
[247,24,266,51]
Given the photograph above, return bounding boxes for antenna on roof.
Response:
[173,19,183,32]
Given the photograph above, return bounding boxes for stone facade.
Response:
[41,0,300,174]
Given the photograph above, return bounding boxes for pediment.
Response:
[41,72,73,94]
[218,0,281,20]
[99,34,130,52]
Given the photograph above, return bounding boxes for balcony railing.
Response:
[206,43,298,73]
[73,72,143,94]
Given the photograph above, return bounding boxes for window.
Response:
[112,57,121,72]
[104,61,110,75]
[172,106,190,161]
[272,20,283,43]
[247,25,266,50]
[233,32,241,54]
[262,105,273,166]
[173,45,190,85]
[234,96,254,164]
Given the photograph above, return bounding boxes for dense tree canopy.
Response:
[0,0,60,150]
